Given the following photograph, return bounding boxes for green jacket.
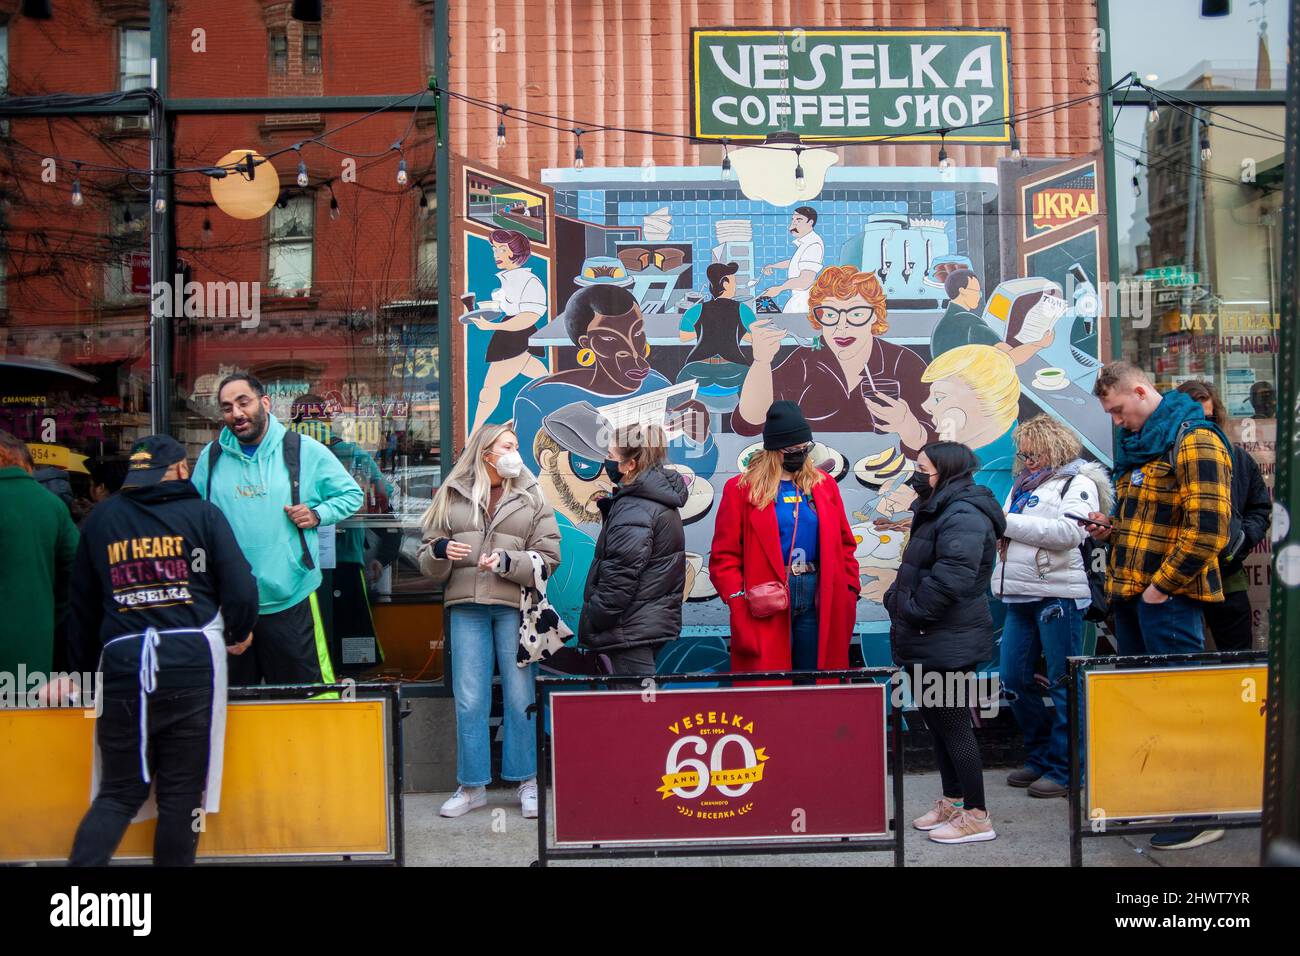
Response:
[191,415,364,613]
[0,467,79,675]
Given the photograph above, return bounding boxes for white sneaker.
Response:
[440,785,487,818]
[518,779,538,819]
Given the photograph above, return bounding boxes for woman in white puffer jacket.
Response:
[992,415,1113,799]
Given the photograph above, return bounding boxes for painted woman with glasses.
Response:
[733,266,935,458]
[709,401,861,675]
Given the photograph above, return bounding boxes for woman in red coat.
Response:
[709,401,861,674]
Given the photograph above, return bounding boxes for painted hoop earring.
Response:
[643,343,651,357]
[577,348,596,367]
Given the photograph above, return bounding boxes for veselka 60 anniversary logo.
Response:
[658,709,770,821]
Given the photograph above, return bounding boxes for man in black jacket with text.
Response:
[66,435,259,866]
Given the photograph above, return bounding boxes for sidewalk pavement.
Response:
[403,770,1260,866]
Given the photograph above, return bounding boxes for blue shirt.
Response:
[775,480,819,568]
[239,442,260,458]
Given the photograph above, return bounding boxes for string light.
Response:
[1132,160,1143,197]
[497,106,508,149]
[154,197,167,213]
[296,145,309,187]
[720,139,733,180]
[396,156,409,186]
[201,217,213,240]
[793,146,806,193]
[1199,121,1212,162]
[573,128,585,170]
[1147,101,1159,125]
[937,131,950,171]
[1009,124,1021,161]
[328,182,340,221]
[70,163,84,207]
[418,186,429,216]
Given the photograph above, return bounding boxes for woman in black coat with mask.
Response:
[884,441,1007,846]
[580,423,689,674]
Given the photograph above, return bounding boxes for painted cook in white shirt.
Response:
[761,206,824,314]
[469,228,550,433]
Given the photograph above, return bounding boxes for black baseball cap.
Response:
[121,435,187,487]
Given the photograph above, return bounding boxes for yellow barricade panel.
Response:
[1085,664,1267,821]
[0,700,390,862]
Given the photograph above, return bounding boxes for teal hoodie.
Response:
[191,414,364,613]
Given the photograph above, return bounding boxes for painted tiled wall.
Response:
[551,187,987,295]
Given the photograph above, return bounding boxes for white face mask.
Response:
[491,450,525,478]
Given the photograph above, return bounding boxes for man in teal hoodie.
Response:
[191,374,364,686]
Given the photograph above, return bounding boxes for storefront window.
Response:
[1107,1,1286,91]
[1113,103,1283,646]
[0,117,154,524]
[170,113,441,680]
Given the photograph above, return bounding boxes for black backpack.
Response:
[205,430,315,571]
[1063,473,1110,623]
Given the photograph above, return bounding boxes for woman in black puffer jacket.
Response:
[580,423,688,674]
[884,441,1007,847]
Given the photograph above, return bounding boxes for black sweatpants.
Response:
[228,593,334,686]
[1201,590,1255,651]
[605,644,659,676]
[916,675,986,812]
[70,686,213,866]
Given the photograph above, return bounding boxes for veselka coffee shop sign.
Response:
[691,27,1012,143]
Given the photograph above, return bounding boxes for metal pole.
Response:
[1262,0,1300,853]
[434,0,453,473]
[148,0,172,435]
[1068,659,1083,867]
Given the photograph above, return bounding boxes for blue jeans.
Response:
[999,598,1083,787]
[448,603,536,787]
[1111,593,1205,657]
[790,571,820,672]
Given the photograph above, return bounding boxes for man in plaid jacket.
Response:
[1083,361,1232,655]
[1082,362,1232,852]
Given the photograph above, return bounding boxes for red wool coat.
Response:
[709,472,861,674]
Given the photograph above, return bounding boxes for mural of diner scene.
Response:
[452,157,1113,673]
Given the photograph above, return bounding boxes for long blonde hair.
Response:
[740,448,825,509]
[422,422,531,533]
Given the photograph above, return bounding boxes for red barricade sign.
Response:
[550,683,888,845]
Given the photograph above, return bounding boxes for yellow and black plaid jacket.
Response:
[1108,428,1232,602]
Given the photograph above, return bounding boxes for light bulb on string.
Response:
[721,140,733,181]
[418,188,429,216]
[1132,163,1142,198]
[1199,121,1212,162]
[297,160,309,188]
[1147,102,1159,125]
[201,217,213,241]
[328,183,340,221]
[396,157,408,186]
[573,129,585,170]
[70,164,84,207]
[937,132,950,172]
[793,147,806,193]
[1009,125,1021,161]
[154,197,167,214]
[497,106,508,149]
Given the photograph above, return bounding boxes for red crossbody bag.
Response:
[743,498,798,619]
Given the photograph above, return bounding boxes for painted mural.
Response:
[451,153,1113,672]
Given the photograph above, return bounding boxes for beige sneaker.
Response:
[912,796,961,832]
[928,809,997,844]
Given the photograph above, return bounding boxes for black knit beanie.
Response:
[762,400,813,450]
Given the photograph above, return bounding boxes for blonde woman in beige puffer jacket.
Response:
[418,422,561,820]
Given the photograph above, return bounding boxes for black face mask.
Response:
[603,459,623,483]
[782,450,808,473]
[907,471,934,500]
